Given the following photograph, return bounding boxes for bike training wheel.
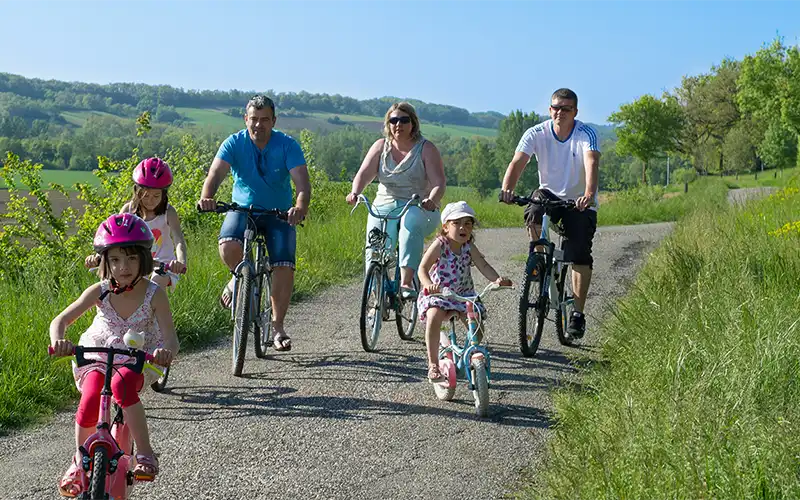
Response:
[150,365,170,392]
[88,446,108,500]
[360,263,384,352]
[471,356,490,418]
[396,276,419,341]
[232,266,253,376]
[554,264,576,346]
[518,254,547,357]
[254,268,273,359]
[433,356,457,401]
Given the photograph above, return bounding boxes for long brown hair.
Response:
[383,102,422,142]
[129,185,168,218]
[98,245,154,281]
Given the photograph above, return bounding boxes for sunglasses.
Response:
[550,105,575,113]
[389,116,411,125]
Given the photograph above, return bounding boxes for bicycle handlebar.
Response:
[350,193,421,220]
[48,345,165,377]
[198,201,288,218]
[424,281,513,303]
[500,193,576,210]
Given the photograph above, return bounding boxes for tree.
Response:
[608,95,684,184]
[465,140,496,197]
[494,110,543,194]
[722,117,759,173]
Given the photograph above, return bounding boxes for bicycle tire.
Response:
[471,356,490,418]
[396,276,419,340]
[555,264,575,346]
[360,263,384,352]
[87,446,108,500]
[150,366,169,392]
[232,266,252,376]
[518,254,547,357]
[254,266,272,359]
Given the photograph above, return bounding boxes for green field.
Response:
[0,169,100,190]
[60,110,123,126]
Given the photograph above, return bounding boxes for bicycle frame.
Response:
[229,222,271,328]
[531,210,572,312]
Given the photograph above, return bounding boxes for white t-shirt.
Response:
[515,119,599,208]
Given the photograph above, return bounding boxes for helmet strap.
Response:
[98,276,142,301]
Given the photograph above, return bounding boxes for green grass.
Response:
[60,110,120,126]
[721,166,798,189]
[311,112,497,139]
[526,178,800,499]
[0,169,100,190]
[176,107,244,132]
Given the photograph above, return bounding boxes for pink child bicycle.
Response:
[49,334,165,500]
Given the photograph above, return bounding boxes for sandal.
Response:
[58,452,87,498]
[400,286,418,301]
[273,332,292,351]
[219,279,234,310]
[133,453,159,482]
[427,363,444,383]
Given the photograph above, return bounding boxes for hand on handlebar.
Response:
[422,283,441,295]
[575,194,593,211]
[51,339,75,357]
[197,198,217,212]
[151,348,173,366]
[421,198,437,211]
[346,192,359,206]
[499,189,516,204]
[84,253,101,269]
[287,206,307,226]
[167,260,187,274]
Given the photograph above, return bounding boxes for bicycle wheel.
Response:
[396,276,419,340]
[471,356,490,418]
[554,264,576,346]
[518,254,547,357]
[254,268,272,359]
[232,265,252,376]
[360,263,384,352]
[88,446,108,500]
[150,366,170,392]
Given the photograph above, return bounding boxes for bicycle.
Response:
[48,333,165,500]
[426,282,511,417]
[199,201,294,376]
[350,193,421,352]
[88,261,183,393]
[505,193,578,357]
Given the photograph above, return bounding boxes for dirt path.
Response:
[0,223,673,500]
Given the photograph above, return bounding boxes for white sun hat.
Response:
[441,200,478,224]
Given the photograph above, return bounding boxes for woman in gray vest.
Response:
[346,102,446,299]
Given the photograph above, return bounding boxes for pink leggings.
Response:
[76,368,144,428]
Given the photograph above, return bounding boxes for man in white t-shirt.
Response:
[500,88,600,340]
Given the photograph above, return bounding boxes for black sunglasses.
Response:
[550,104,575,112]
[389,116,411,125]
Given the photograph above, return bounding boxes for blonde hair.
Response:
[130,185,168,217]
[383,102,422,142]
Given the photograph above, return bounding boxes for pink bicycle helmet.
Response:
[93,213,154,253]
[132,157,173,189]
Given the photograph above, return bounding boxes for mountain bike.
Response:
[48,336,165,499]
[426,282,511,417]
[350,194,421,352]
[505,194,578,357]
[200,201,294,376]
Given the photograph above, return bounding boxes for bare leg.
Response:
[271,266,294,338]
[75,424,93,449]
[424,308,451,366]
[571,264,592,312]
[122,402,153,456]
[400,266,415,289]
[218,240,244,307]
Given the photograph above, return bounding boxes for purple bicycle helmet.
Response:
[132,157,173,189]
[93,213,154,253]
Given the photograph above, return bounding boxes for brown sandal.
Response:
[133,453,159,481]
[427,363,444,382]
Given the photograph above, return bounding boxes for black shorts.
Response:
[523,189,597,267]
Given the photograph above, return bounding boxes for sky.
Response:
[2,0,799,124]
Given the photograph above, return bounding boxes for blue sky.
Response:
[2,0,799,124]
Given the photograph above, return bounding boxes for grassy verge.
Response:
[527,179,800,498]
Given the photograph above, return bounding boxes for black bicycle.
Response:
[505,194,578,357]
[200,201,293,376]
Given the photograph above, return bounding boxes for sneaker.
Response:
[567,311,586,339]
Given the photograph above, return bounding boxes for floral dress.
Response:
[417,236,486,321]
[72,280,164,390]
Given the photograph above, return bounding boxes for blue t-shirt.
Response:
[215,129,306,210]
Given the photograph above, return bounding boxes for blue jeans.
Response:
[364,202,440,274]
[219,211,296,268]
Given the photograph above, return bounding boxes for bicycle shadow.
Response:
[146,384,550,429]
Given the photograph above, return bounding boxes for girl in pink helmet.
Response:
[85,157,187,289]
[52,213,179,496]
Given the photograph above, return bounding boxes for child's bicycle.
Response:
[504,193,577,356]
[48,333,165,500]
[199,201,295,376]
[426,282,511,418]
[350,193,421,352]
[88,261,183,392]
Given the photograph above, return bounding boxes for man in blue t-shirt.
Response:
[198,95,311,351]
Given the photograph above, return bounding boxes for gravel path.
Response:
[0,222,673,500]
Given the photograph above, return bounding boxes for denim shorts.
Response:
[218,211,296,269]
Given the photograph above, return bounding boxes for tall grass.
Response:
[531,178,800,498]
